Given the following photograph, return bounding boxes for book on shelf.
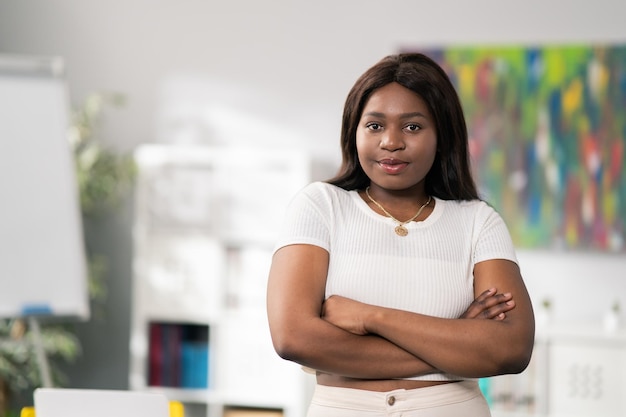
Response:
[148,322,209,389]
[181,340,208,388]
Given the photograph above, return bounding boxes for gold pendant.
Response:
[394,225,408,236]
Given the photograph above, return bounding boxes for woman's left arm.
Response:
[322,258,535,378]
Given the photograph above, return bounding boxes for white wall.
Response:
[1,0,625,392]
[517,250,626,325]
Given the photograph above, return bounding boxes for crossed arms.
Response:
[267,244,535,380]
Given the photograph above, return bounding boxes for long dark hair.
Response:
[327,53,479,201]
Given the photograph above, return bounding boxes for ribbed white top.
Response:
[275,182,518,381]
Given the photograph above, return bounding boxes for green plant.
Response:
[70,92,136,316]
[0,92,136,415]
[71,92,136,218]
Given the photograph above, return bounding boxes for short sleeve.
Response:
[473,203,518,265]
[273,182,332,253]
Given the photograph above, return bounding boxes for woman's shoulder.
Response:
[439,197,502,220]
[438,198,512,245]
[298,181,352,200]
[285,182,355,226]
[441,197,494,210]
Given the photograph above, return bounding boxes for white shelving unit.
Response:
[129,144,312,417]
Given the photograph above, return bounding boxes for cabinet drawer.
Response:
[548,342,625,417]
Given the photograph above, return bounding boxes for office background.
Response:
[0,0,625,411]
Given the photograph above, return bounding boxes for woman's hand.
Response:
[322,288,516,336]
[460,287,515,320]
[319,260,533,379]
[321,296,372,335]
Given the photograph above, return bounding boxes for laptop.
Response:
[34,388,170,417]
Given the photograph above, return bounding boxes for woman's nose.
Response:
[380,130,405,151]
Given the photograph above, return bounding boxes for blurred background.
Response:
[0,1,625,417]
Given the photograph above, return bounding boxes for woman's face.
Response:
[356,82,437,194]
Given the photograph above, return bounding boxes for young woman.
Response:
[267,53,535,416]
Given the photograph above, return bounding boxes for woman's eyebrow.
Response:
[362,111,428,119]
[399,112,429,120]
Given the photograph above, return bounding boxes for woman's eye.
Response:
[366,122,382,131]
[405,124,421,132]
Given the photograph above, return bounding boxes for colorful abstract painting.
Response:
[413,45,626,252]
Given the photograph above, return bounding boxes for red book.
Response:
[148,323,162,386]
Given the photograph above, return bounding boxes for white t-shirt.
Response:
[274,181,518,381]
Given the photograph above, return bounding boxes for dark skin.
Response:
[268,243,528,392]
[315,284,518,391]
[317,259,533,390]
[267,82,535,392]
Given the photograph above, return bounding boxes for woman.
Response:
[267,53,535,416]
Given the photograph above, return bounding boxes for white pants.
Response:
[307,380,491,417]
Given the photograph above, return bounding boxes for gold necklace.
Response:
[365,186,432,237]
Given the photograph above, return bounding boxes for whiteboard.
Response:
[0,55,89,320]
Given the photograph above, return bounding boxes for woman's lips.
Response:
[378,159,408,174]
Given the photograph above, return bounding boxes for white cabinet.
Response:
[489,326,626,417]
[547,326,626,417]
[129,144,311,417]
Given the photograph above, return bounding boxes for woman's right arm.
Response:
[267,243,437,379]
[266,243,513,379]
